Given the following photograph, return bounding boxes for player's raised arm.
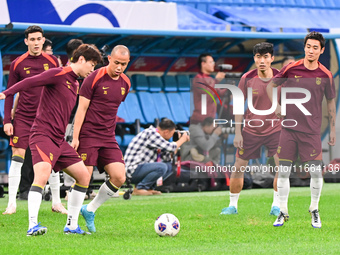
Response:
[0,93,6,100]
[1,69,58,99]
[327,98,336,146]
[233,114,244,149]
[71,96,91,150]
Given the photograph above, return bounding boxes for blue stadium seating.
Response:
[131,74,149,91]
[162,75,178,92]
[147,75,163,92]
[137,91,159,124]
[122,92,147,124]
[150,92,175,120]
[180,91,191,117]
[117,102,132,123]
[176,74,190,92]
[166,93,189,124]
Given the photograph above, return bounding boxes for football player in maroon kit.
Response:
[0,44,102,236]
[2,26,65,215]
[267,31,336,228]
[71,45,130,233]
[220,42,281,216]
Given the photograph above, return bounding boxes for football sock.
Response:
[277,161,292,214]
[229,192,240,209]
[87,180,119,213]
[28,185,43,229]
[8,156,24,208]
[66,183,87,230]
[48,170,61,205]
[308,161,323,211]
[272,190,280,208]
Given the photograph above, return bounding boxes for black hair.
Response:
[66,39,84,60]
[42,38,52,51]
[158,118,176,131]
[24,25,44,39]
[253,42,274,56]
[202,117,214,127]
[304,31,325,49]
[71,44,102,65]
[197,53,213,70]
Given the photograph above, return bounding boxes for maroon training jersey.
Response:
[79,67,131,143]
[239,68,281,136]
[3,66,79,144]
[272,59,335,134]
[4,52,58,124]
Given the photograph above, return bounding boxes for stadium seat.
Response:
[180,92,191,118]
[176,74,190,91]
[314,0,326,7]
[162,75,178,92]
[123,92,147,125]
[147,75,163,92]
[166,93,189,124]
[117,102,133,123]
[131,74,149,91]
[149,92,175,121]
[2,74,8,90]
[138,91,159,124]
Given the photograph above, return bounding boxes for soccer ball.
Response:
[154,213,180,237]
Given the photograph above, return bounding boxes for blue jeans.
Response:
[131,162,173,190]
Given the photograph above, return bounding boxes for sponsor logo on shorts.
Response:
[316,77,321,85]
[81,153,87,161]
[239,148,244,155]
[43,63,49,71]
[121,87,126,95]
[24,67,31,70]
[13,136,18,144]
[50,153,53,161]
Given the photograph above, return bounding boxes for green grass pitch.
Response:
[1,183,340,254]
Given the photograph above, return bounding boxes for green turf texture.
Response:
[1,183,340,254]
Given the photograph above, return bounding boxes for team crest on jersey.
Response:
[277,146,281,154]
[121,87,125,95]
[13,136,18,144]
[44,63,49,71]
[316,77,321,85]
[50,153,53,161]
[81,153,87,161]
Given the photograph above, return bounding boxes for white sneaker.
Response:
[309,209,321,228]
[52,203,68,214]
[2,204,16,215]
[273,211,289,227]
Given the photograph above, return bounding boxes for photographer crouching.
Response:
[124,118,190,196]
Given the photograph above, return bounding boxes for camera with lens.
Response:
[176,130,190,136]
[173,130,190,141]
[96,44,110,68]
[218,64,233,72]
[221,127,235,134]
